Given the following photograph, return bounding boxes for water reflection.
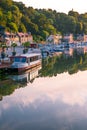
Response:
[9,65,41,83]
[0,65,41,101]
[0,49,87,130]
[41,48,87,77]
[0,71,87,130]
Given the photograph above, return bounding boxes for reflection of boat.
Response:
[9,65,41,83]
[41,50,50,58]
[9,53,41,73]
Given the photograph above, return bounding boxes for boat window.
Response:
[30,56,38,62]
[21,57,26,62]
[14,57,26,62]
[14,57,20,62]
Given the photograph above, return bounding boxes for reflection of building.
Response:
[64,48,74,56]
[76,48,84,54]
[63,34,73,43]
[69,48,74,56]
[75,34,87,42]
[83,46,87,54]
[10,65,41,83]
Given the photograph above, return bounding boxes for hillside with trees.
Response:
[0,0,87,41]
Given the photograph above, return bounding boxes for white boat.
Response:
[9,53,42,73]
[9,65,41,83]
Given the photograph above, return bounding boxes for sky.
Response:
[14,0,87,14]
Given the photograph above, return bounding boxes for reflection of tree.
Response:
[0,71,8,81]
[1,51,87,100]
[0,80,18,96]
[0,65,41,101]
[0,78,27,101]
[41,50,87,77]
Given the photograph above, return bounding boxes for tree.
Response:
[18,23,26,32]
[11,42,17,56]
[75,22,83,34]
[6,11,12,23]
[8,22,18,32]
[0,0,12,10]
[10,5,22,26]
[23,42,30,54]
[82,22,87,34]
[0,43,7,59]
[64,16,76,34]
[68,10,79,21]
[42,30,49,40]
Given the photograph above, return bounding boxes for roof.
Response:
[21,53,41,58]
[10,53,41,58]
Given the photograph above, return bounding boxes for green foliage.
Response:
[0,43,7,48]
[0,79,21,98]
[8,22,18,32]
[41,50,87,77]
[42,30,49,40]
[11,42,17,54]
[0,0,12,10]
[1,0,87,40]
[18,23,26,32]
[23,42,30,47]
[23,41,30,53]
[1,50,87,99]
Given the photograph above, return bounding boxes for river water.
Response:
[0,48,87,130]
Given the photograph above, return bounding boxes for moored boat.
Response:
[9,53,42,73]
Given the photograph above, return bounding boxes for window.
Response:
[30,56,38,62]
[21,57,26,62]
[14,57,20,62]
[14,57,26,62]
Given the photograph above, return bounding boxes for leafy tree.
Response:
[1,0,87,40]
[18,23,26,32]
[8,22,18,32]
[42,30,49,40]
[0,43,7,59]
[23,41,30,53]
[83,22,87,34]
[23,41,30,48]
[75,22,83,34]
[0,9,3,21]
[10,5,22,26]
[0,0,12,10]
[6,11,12,23]
[28,22,39,34]
[11,42,17,56]
[68,10,79,21]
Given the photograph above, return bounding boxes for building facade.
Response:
[3,32,33,46]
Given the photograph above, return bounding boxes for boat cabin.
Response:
[10,53,41,64]
[9,53,42,72]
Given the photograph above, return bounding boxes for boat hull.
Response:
[9,62,41,73]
